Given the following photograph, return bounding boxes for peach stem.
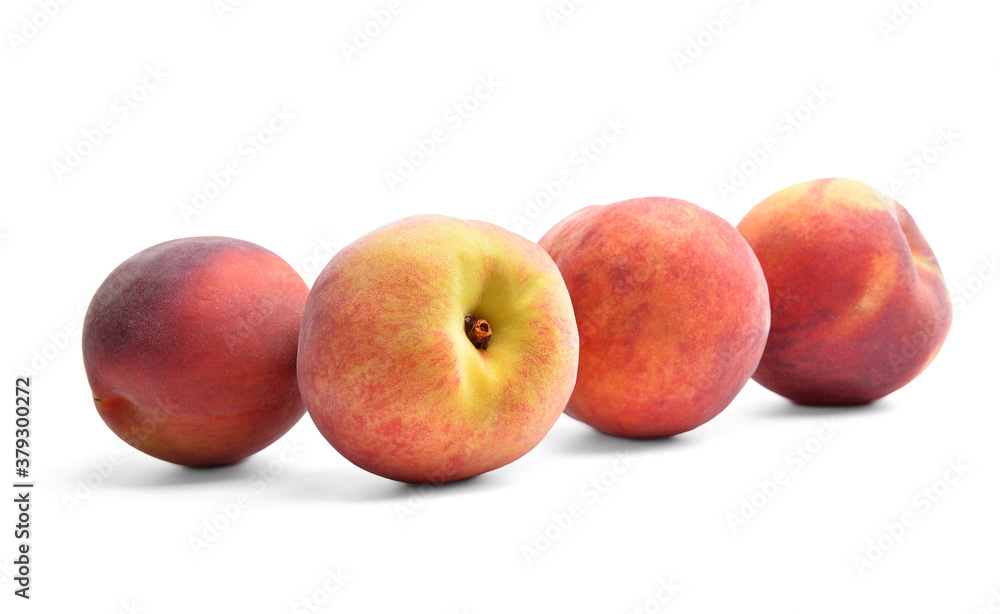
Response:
[464,315,492,350]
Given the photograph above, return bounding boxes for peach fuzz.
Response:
[737,178,952,405]
[297,215,579,484]
[82,237,309,467]
[539,197,771,438]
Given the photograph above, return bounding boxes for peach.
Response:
[298,215,579,483]
[539,197,770,438]
[82,237,309,466]
[737,178,952,405]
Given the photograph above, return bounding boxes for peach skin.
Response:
[298,215,579,484]
[82,237,309,466]
[737,178,952,405]
[539,197,770,438]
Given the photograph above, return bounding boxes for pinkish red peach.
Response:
[82,237,308,466]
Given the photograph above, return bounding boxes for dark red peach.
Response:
[82,237,309,466]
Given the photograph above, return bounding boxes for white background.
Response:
[2,0,999,612]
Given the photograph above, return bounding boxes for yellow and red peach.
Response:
[737,178,952,405]
[539,197,770,438]
[297,215,579,484]
[82,237,309,466]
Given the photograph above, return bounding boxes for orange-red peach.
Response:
[737,178,952,405]
[539,197,771,438]
[82,237,309,466]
